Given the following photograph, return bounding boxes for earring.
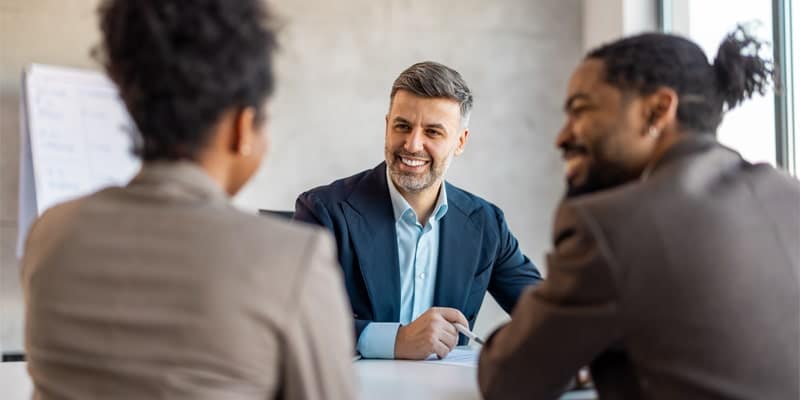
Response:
[647,126,660,139]
[240,144,252,156]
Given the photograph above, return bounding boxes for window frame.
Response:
[773,0,796,174]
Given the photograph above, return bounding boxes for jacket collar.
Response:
[343,162,484,319]
[342,163,400,320]
[385,165,449,224]
[642,134,720,181]
[128,161,229,204]
[346,162,481,220]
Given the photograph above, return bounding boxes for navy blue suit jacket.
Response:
[294,163,543,342]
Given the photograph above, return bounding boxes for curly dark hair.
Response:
[94,0,279,161]
[587,26,773,134]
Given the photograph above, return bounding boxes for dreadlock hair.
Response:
[587,26,773,134]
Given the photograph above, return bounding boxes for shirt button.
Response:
[418,272,426,280]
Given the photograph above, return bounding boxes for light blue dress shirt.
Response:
[356,170,449,358]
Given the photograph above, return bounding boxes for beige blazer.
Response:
[22,162,355,399]
[479,136,800,399]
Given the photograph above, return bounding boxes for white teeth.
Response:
[565,156,583,175]
[400,157,427,167]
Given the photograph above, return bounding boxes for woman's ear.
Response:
[233,107,258,156]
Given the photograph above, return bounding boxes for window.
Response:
[660,0,798,176]
[660,0,776,165]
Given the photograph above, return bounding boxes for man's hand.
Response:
[394,307,469,360]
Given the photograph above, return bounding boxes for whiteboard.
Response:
[17,64,141,257]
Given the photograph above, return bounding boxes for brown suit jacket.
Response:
[22,162,355,400]
[479,136,800,399]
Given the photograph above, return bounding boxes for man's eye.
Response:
[395,124,410,131]
[426,129,441,136]
[570,106,588,115]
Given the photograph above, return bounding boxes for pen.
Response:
[454,323,485,345]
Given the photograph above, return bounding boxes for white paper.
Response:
[422,347,478,367]
[16,75,36,259]
[16,64,140,258]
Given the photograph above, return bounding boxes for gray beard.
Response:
[389,168,434,192]
[386,151,454,193]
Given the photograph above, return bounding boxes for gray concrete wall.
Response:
[0,0,582,353]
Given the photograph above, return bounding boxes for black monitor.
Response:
[258,209,294,219]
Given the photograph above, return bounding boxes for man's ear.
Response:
[232,107,257,156]
[455,128,469,156]
[644,87,679,133]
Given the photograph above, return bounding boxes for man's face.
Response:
[385,90,467,194]
[557,59,655,198]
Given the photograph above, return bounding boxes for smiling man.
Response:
[294,61,543,360]
[478,29,800,399]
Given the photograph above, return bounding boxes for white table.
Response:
[1,362,32,399]
[355,355,597,400]
[3,360,596,400]
[356,358,482,399]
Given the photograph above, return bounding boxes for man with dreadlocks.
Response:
[478,28,799,400]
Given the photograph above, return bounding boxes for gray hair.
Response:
[390,61,473,128]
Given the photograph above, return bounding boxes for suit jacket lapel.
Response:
[434,183,483,310]
[343,163,401,321]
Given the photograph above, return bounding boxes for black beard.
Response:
[565,159,640,198]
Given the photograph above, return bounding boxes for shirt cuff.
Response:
[356,322,401,359]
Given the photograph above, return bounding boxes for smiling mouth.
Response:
[565,155,584,176]
[397,156,430,169]
[562,149,588,180]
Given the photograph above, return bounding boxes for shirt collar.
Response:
[386,167,449,224]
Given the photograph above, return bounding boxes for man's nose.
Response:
[555,122,574,150]
[404,128,425,153]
